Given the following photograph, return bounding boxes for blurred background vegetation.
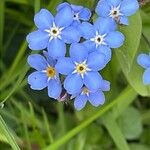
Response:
[0,0,150,150]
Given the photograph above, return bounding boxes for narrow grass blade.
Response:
[0,115,21,150]
[0,0,5,53]
[42,109,54,144]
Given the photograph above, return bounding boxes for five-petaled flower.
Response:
[137,53,150,85]
[80,17,124,63]
[26,7,81,59]
[55,43,106,94]
[96,0,139,25]
[28,52,62,99]
[57,2,91,27]
[72,79,110,111]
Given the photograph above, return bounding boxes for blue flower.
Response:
[55,43,106,94]
[96,0,139,25]
[57,2,91,27]
[27,52,62,99]
[79,18,124,63]
[72,80,110,111]
[26,7,81,59]
[137,53,150,85]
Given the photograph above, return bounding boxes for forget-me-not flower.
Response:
[137,53,150,85]
[55,43,106,94]
[26,7,80,59]
[79,18,124,63]
[96,0,139,25]
[57,2,91,27]
[27,52,62,99]
[72,80,110,111]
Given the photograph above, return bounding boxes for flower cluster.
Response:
[137,53,150,85]
[26,1,139,110]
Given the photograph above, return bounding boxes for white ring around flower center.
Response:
[109,5,122,19]
[50,27,61,37]
[72,60,91,78]
[90,32,107,48]
[81,87,90,96]
[44,22,64,41]
[73,13,79,20]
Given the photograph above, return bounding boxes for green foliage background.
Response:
[0,0,150,150]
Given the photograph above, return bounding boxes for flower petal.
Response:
[34,9,54,30]
[72,21,81,27]
[137,54,150,69]
[79,8,91,21]
[120,0,139,16]
[120,16,129,25]
[83,40,96,53]
[48,39,66,59]
[48,79,62,99]
[96,0,110,17]
[79,22,95,39]
[27,54,47,71]
[64,74,83,94]
[74,95,87,111]
[26,30,49,50]
[57,2,70,11]
[89,91,105,107]
[143,68,150,85]
[43,51,56,67]
[108,0,122,6]
[70,43,88,62]
[94,17,117,34]
[101,80,110,91]
[71,4,83,12]
[97,45,112,63]
[55,57,74,75]
[28,71,47,90]
[61,26,80,44]
[83,72,102,91]
[87,52,106,71]
[55,5,73,28]
[105,31,125,48]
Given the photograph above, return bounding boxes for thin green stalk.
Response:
[58,103,66,135]
[5,0,29,5]
[43,86,136,150]
[21,111,32,150]
[0,0,5,53]
[42,109,54,144]
[34,0,41,14]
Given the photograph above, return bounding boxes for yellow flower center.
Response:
[46,67,56,78]
[76,64,87,74]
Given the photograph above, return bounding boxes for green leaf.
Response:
[115,11,150,96]
[103,112,130,150]
[129,144,150,150]
[117,106,143,140]
[0,115,21,150]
